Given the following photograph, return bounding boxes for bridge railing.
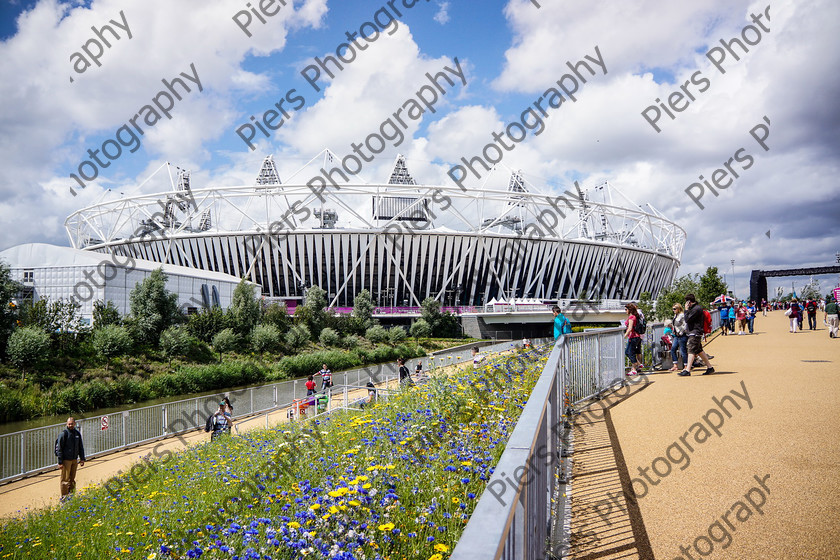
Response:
[451,323,672,560]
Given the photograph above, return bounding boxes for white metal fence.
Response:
[0,338,537,485]
[451,313,722,560]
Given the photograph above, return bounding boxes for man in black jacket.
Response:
[56,417,86,499]
[678,294,715,377]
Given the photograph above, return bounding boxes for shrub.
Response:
[387,326,406,344]
[285,324,310,350]
[409,318,432,339]
[7,327,50,375]
[319,327,340,346]
[160,326,192,366]
[342,334,360,349]
[92,325,132,370]
[212,328,239,361]
[187,306,229,342]
[251,324,281,353]
[365,325,388,344]
[274,349,362,379]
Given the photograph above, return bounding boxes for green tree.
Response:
[352,289,375,331]
[251,324,281,353]
[365,325,389,344]
[7,326,50,378]
[409,318,432,339]
[637,292,654,321]
[697,267,728,308]
[127,268,181,345]
[228,280,261,337]
[160,325,192,366]
[300,285,329,337]
[212,328,239,362]
[654,274,700,319]
[187,306,228,342]
[262,302,291,333]
[0,261,21,358]
[418,297,460,337]
[319,327,340,346]
[387,326,406,344]
[285,323,311,350]
[93,300,121,328]
[92,324,132,370]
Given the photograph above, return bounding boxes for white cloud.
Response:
[434,2,450,25]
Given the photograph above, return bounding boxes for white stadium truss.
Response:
[65,151,686,308]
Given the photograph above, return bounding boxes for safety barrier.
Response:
[0,337,537,484]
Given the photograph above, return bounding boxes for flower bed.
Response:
[0,346,550,560]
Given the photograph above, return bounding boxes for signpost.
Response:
[101,415,109,431]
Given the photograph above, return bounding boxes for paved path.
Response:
[572,311,840,559]
[0,382,391,518]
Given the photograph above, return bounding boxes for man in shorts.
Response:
[678,293,715,376]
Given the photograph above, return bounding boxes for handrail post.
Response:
[20,433,25,476]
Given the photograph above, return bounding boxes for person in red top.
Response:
[305,375,316,396]
[623,303,644,375]
[735,303,748,335]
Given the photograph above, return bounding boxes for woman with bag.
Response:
[786,299,801,333]
[669,303,689,371]
[623,303,644,376]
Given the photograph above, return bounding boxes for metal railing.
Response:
[452,315,723,559]
[0,338,534,485]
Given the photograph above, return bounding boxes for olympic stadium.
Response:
[64,152,685,314]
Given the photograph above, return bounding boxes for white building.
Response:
[0,243,251,325]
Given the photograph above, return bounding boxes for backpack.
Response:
[633,314,646,334]
[703,309,712,334]
[54,435,60,457]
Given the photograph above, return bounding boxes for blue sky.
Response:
[0,0,839,299]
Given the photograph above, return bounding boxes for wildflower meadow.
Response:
[0,345,551,560]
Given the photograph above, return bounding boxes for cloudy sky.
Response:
[1,0,838,298]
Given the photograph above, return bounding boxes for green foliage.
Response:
[352,289,375,330]
[654,274,700,320]
[299,285,329,337]
[387,326,406,344]
[365,324,389,344]
[0,261,21,358]
[18,297,87,352]
[409,318,432,339]
[251,323,281,353]
[127,268,181,345]
[342,334,360,349]
[637,292,654,321]
[92,325,132,366]
[319,327,340,346]
[228,280,261,336]
[187,306,229,343]
[6,326,50,374]
[272,349,362,380]
[697,266,728,307]
[160,325,193,365]
[93,300,121,328]
[285,323,311,349]
[261,302,291,333]
[419,297,460,337]
[212,328,239,361]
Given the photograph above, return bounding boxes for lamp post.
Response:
[730,259,736,298]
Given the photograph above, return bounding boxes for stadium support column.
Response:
[749,270,766,303]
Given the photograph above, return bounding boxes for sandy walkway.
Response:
[607,311,840,559]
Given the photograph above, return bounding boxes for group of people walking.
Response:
[785,297,840,336]
[718,301,758,335]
